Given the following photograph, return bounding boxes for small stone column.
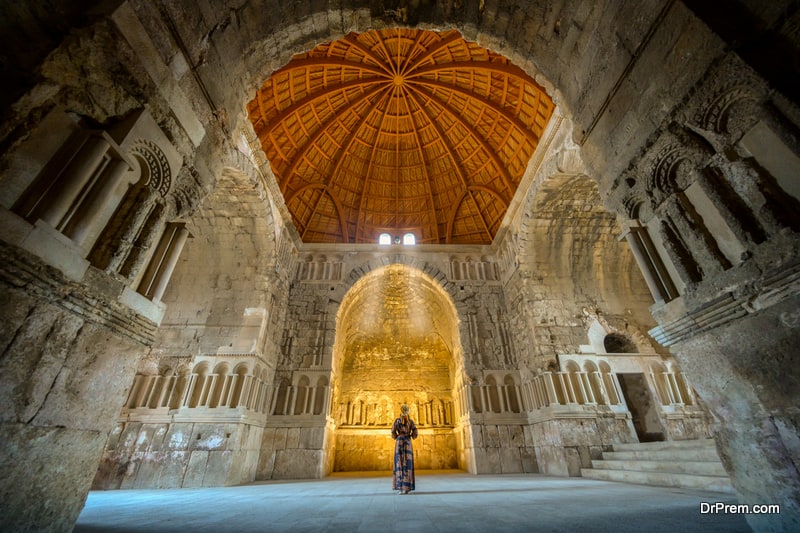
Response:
[137,223,190,301]
[126,375,144,408]
[225,375,238,407]
[667,372,684,404]
[579,373,594,404]
[620,220,679,302]
[560,372,577,404]
[36,134,111,229]
[543,372,559,405]
[655,371,673,404]
[592,371,609,405]
[65,156,136,252]
[161,376,176,408]
[107,197,157,274]
[665,194,728,274]
[182,374,197,407]
[611,374,625,407]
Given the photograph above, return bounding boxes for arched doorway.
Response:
[330,263,466,472]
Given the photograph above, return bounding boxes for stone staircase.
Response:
[581,438,734,493]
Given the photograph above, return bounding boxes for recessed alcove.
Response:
[330,263,465,471]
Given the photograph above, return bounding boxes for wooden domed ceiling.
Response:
[247,29,554,244]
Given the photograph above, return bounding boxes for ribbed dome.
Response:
[247,29,554,244]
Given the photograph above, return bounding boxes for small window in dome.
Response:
[378,233,391,245]
[403,233,416,245]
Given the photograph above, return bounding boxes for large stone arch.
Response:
[325,254,479,376]
[325,254,470,381]
[507,167,657,371]
[334,254,458,303]
[524,173,651,314]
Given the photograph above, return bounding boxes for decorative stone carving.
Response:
[130,139,172,198]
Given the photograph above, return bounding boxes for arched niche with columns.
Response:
[329,263,467,473]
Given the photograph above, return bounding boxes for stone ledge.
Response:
[120,286,166,325]
[8,215,90,282]
[266,415,329,428]
[649,259,800,346]
[526,406,632,425]
[0,240,157,345]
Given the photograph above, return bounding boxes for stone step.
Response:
[601,447,721,462]
[581,467,734,493]
[611,438,717,452]
[591,459,728,477]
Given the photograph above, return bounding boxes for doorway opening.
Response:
[617,373,665,442]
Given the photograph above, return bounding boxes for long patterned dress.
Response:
[391,415,418,492]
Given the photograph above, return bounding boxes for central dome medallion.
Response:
[247,29,554,244]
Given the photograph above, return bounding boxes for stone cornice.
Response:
[649,259,800,346]
[0,240,157,345]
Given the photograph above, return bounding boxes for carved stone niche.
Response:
[2,108,182,271]
[108,109,183,187]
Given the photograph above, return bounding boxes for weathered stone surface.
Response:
[0,423,105,533]
[272,449,322,479]
[499,447,523,473]
[520,447,539,473]
[666,296,800,529]
[183,451,209,487]
[157,451,189,488]
[95,421,263,489]
[203,451,233,487]
[564,447,582,477]
[536,445,569,477]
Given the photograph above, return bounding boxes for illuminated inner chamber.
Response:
[331,264,464,471]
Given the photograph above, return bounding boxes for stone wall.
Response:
[664,295,800,532]
[257,424,328,480]
[0,245,148,532]
[467,423,539,474]
[501,142,660,373]
[94,420,263,489]
[90,161,296,490]
[277,252,519,476]
[541,415,638,476]
[603,50,800,528]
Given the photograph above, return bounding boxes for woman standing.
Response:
[391,404,418,494]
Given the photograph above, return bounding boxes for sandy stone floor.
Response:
[75,470,751,532]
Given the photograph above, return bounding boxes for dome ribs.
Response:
[399,85,440,243]
[406,82,515,201]
[279,83,386,189]
[342,33,397,76]
[247,29,554,244]
[354,87,396,242]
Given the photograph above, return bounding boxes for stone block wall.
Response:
[0,247,148,532]
[257,424,328,480]
[501,169,659,372]
[332,429,458,472]
[662,412,712,441]
[157,168,286,357]
[467,423,538,474]
[529,414,636,477]
[93,422,263,489]
[94,420,263,489]
[273,246,681,480]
